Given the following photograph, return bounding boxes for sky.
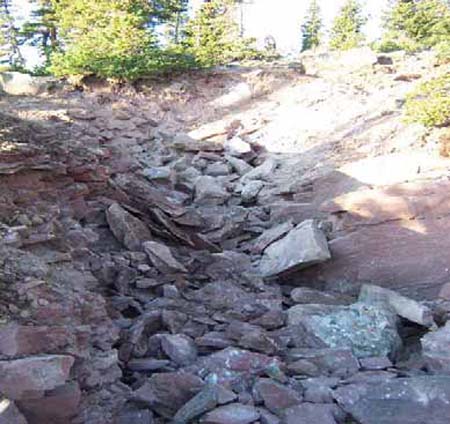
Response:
[12,0,389,67]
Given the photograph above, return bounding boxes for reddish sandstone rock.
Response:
[17,382,81,424]
[0,355,74,400]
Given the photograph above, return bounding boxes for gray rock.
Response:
[421,321,450,374]
[359,284,435,327]
[143,166,172,181]
[0,355,74,400]
[132,372,204,418]
[241,181,264,204]
[177,167,202,191]
[291,287,350,305]
[127,359,171,372]
[226,156,253,175]
[224,137,252,157]
[242,158,278,182]
[173,384,218,424]
[259,220,331,277]
[191,347,281,386]
[302,377,338,403]
[359,356,393,371]
[115,409,154,424]
[253,378,302,415]
[106,203,152,251]
[286,348,359,378]
[143,241,187,274]
[259,408,281,424]
[283,403,338,424]
[161,334,198,366]
[287,302,401,359]
[205,162,230,177]
[335,377,450,424]
[251,221,294,255]
[0,399,27,424]
[201,403,260,424]
[194,176,230,205]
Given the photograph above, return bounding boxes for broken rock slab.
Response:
[0,355,74,400]
[335,376,450,424]
[143,241,187,274]
[421,321,450,374]
[259,220,331,278]
[359,284,435,328]
[106,203,152,251]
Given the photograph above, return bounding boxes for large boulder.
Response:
[287,303,401,359]
[259,220,331,277]
[335,376,450,424]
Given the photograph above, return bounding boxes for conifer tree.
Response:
[185,0,253,66]
[301,0,322,52]
[19,0,58,69]
[386,0,450,49]
[329,0,366,51]
[0,0,25,69]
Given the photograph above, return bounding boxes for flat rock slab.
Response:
[201,403,260,424]
[336,376,450,424]
[259,220,330,277]
[0,355,74,399]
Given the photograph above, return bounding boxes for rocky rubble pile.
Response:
[1,62,450,423]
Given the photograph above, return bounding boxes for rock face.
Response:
[259,220,331,277]
[106,203,152,251]
[336,377,450,424]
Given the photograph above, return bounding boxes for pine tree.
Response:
[301,0,322,52]
[386,0,450,49]
[19,0,58,69]
[49,0,158,80]
[0,0,25,69]
[329,0,366,51]
[185,0,252,66]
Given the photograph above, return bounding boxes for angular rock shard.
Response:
[259,220,331,277]
[106,203,152,251]
[143,241,187,274]
[359,284,435,327]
